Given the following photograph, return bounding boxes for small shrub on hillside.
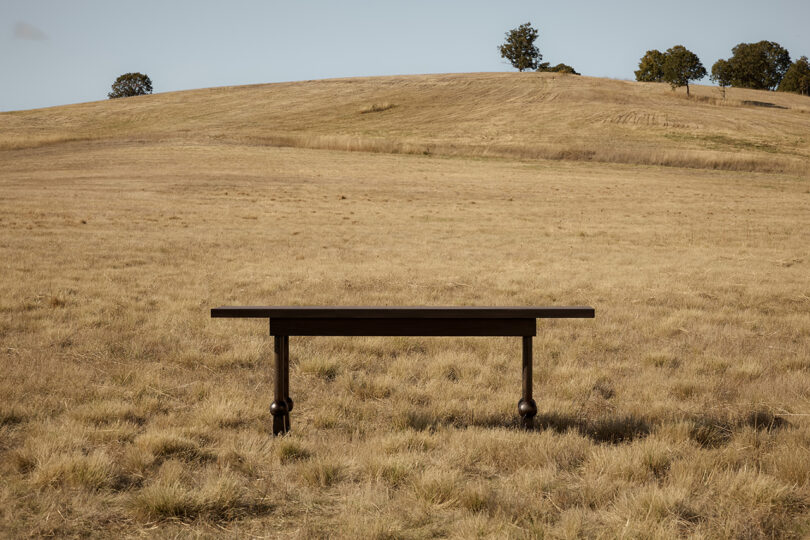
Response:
[360,102,396,114]
[538,62,580,75]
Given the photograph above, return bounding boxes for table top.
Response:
[211,306,595,319]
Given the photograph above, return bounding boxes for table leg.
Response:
[270,334,290,435]
[282,335,293,413]
[518,335,537,429]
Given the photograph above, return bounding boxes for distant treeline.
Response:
[499,23,809,97]
[636,42,809,97]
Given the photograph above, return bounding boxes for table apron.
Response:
[269,317,537,336]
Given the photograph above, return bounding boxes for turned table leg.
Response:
[270,334,291,435]
[518,335,537,429]
[281,335,293,413]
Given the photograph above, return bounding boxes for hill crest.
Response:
[2,72,809,175]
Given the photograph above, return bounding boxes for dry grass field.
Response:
[2,72,810,174]
[1,73,809,537]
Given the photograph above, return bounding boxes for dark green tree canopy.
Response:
[723,41,791,90]
[635,49,667,82]
[661,45,706,95]
[778,56,810,96]
[710,59,733,88]
[499,23,541,72]
[710,58,734,98]
[538,62,580,75]
[108,72,153,99]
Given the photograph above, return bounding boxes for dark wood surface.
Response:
[212,306,595,319]
[269,317,537,336]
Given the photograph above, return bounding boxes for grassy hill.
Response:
[1,74,809,537]
[3,72,809,175]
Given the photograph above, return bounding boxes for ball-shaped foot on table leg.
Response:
[518,398,537,418]
[270,400,289,417]
[285,397,294,412]
[518,398,537,430]
[270,400,290,435]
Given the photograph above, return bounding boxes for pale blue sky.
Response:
[2,0,808,111]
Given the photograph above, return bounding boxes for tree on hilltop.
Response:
[778,56,810,96]
[499,22,541,72]
[661,45,706,96]
[710,58,733,99]
[108,72,153,99]
[721,41,791,90]
[635,49,667,82]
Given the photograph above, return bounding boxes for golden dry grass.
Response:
[2,72,809,175]
[1,73,809,537]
